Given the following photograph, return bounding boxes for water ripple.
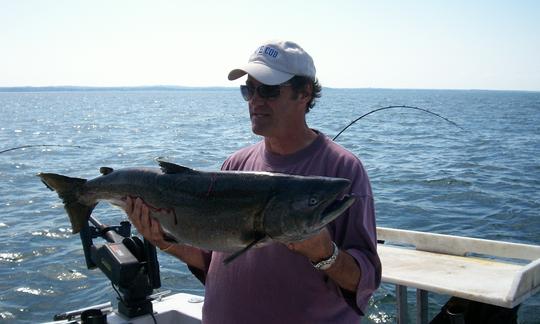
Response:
[31,228,71,239]
[56,270,87,281]
[0,311,15,320]
[15,287,55,296]
[0,252,23,263]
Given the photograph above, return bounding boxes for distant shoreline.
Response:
[0,86,233,92]
[0,86,538,93]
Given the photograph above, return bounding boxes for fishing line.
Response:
[0,144,81,154]
[332,105,464,141]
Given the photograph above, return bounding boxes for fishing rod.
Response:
[332,105,464,141]
[0,144,81,154]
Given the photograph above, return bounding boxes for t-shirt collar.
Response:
[262,130,325,168]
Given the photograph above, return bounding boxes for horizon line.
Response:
[0,85,538,93]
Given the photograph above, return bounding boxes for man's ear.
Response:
[299,83,313,102]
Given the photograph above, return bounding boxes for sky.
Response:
[1,0,539,91]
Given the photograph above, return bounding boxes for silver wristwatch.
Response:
[312,241,339,270]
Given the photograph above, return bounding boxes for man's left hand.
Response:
[287,228,334,263]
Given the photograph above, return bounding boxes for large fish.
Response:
[38,161,355,262]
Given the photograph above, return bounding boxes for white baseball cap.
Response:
[228,40,316,85]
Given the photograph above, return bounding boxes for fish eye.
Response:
[309,197,319,206]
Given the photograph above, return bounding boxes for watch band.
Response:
[312,241,339,270]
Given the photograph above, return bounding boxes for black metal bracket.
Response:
[78,215,161,318]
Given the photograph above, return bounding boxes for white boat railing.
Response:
[377,227,540,323]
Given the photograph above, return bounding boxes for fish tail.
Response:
[38,173,96,234]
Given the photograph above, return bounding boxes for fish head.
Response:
[263,175,356,242]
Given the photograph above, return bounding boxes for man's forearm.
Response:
[162,244,208,271]
[324,249,361,293]
[286,229,361,293]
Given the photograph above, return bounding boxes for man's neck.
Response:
[264,127,318,155]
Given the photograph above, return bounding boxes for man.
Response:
[126,40,381,323]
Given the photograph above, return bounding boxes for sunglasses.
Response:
[240,83,291,101]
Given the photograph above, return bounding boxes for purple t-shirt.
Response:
[198,131,381,324]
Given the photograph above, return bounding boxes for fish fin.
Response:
[99,167,114,175]
[65,201,98,234]
[157,160,196,174]
[223,234,266,265]
[40,179,55,191]
[37,173,94,234]
[38,173,86,193]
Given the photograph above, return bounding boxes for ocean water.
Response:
[0,88,539,323]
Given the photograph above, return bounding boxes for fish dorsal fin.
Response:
[157,160,195,174]
[99,167,114,175]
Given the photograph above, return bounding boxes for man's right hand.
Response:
[125,196,171,250]
[124,197,207,270]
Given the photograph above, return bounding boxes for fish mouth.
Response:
[319,194,356,225]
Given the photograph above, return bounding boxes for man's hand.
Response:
[124,197,208,270]
[288,228,361,292]
[287,228,334,263]
[125,196,170,250]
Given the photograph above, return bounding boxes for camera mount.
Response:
[78,215,161,318]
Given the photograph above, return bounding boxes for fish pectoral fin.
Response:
[157,160,196,174]
[223,234,266,265]
[99,167,114,175]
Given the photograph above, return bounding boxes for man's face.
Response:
[245,77,304,138]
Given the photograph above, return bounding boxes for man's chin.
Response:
[251,124,269,137]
